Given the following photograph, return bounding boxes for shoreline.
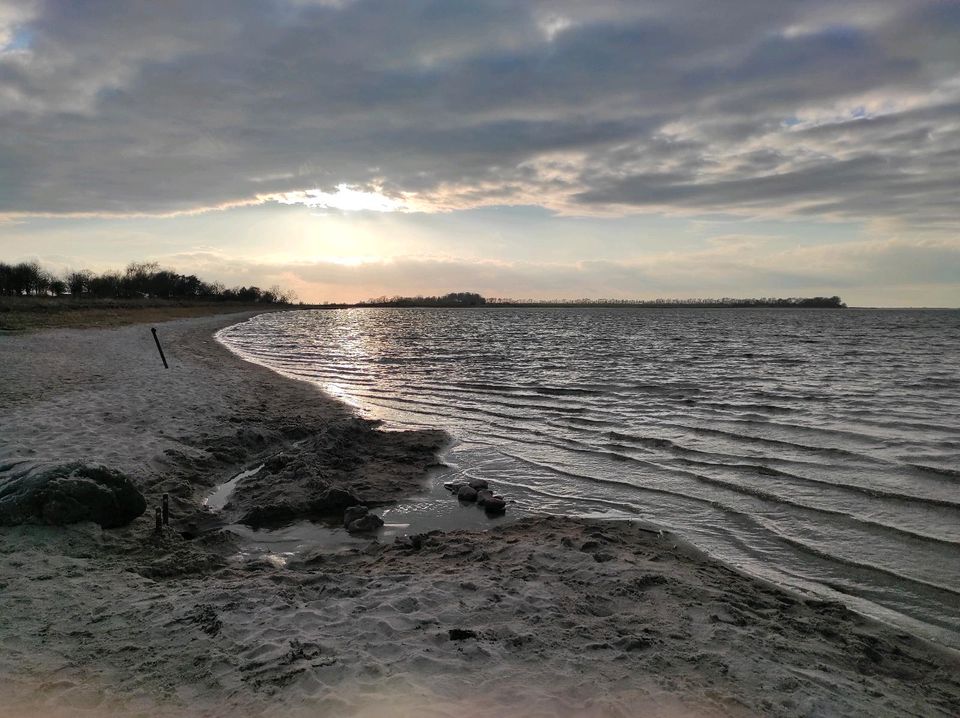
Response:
[1,314,959,716]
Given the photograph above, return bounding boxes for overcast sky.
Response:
[1,0,958,305]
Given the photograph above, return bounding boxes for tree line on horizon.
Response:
[355,293,845,308]
[0,260,295,304]
[359,292,487,307]
[485,296,846,307]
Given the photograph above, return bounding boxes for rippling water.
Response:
[218,308,960,647]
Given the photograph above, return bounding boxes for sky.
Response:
[1,1,958,306]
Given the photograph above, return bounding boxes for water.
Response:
[202,464,512,562]
[217,307,960,648]
[204,464,264,511]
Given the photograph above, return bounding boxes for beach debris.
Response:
[343,504,384,533]
[155,507,163,533]
[0,462,146,529]
[443,481,465,493]
[162,493,170,525]
[448,628,478,641]
[151,327,169,369]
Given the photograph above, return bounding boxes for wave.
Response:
[756,520,960,601]
[481,434,960,549]
[493,447,960,597]
[677,458,960,511]
[674,424,889,463]
[907,463,960,480]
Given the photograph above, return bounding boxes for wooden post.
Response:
[162,493,169,525]
[155,507,162,533]
[151,327,169,369]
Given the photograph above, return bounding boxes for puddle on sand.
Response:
[226,517,366,566]
[203,464,519,566]
[203,464,264,511]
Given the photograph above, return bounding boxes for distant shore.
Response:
[0,296,853,333]
[0,314,958,717]
[0,296,295,331]
[315,294,848,310]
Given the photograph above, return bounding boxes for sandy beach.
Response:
[1,312,958,718]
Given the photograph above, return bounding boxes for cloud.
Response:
[0,0,957,228]
[271,185,412,212]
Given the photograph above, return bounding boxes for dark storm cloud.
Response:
[0,0,958,223]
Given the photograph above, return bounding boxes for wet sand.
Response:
[0,313,958,717]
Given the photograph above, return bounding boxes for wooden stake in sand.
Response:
[162,493,170,526]
[155,507,162,533]
[151,327,169,369]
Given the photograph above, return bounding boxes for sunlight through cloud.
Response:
[270,185,410,213]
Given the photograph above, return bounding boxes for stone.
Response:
[457,485,478,502]
[0,463,146,529]
[448,628,478,641]
[443,482,465,493]
[346,513,384,533]
[343,504,370,528]
[475,489,494,506]
[467,478,489,490]
[483,496,507,514]
[317,487,362,512]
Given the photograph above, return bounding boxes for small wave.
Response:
[682,425,888,463]
[907,464,960,480]
[677,458,960,511]
[533,386,606,397]
[680,468,960,549]
[757,521,960,601]
[551,416,617,428]
[607,431,677,450]
[699,401,795,414]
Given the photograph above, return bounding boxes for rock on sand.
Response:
[0,462,146,529]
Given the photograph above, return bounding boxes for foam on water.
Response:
[217,307,960,648]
